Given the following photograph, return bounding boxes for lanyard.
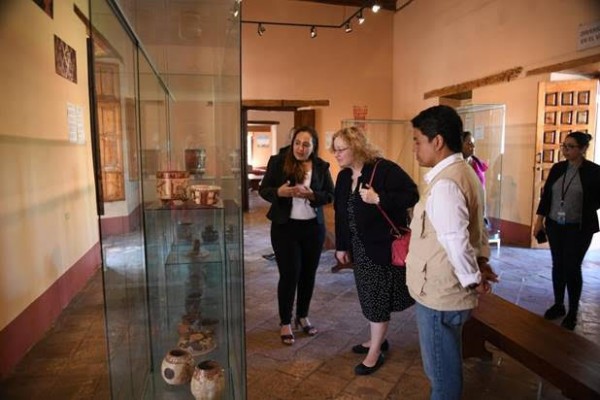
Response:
[560,167,579,207]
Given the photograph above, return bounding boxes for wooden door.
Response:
[98,101,125,201]
[294,109,316,128]
[531,79,598,247]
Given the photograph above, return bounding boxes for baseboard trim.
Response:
[0,242,101,378]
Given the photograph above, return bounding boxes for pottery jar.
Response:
[156,170,189,201]
[190,360,225,400]
[160,348,194,385]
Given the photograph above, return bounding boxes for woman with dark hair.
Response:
[259,126,334,345]
[533,131,600,330]
[331,126,418,375]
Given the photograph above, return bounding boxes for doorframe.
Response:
[240,99,329,211]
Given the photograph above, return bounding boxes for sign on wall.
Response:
[578,20,600,51]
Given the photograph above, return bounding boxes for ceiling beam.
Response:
[294,0,397,12]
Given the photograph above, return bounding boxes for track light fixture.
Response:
[242,5,377,38]
[257,23,266,36]
[357,10,365,25]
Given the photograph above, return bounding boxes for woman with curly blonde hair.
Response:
[331,126,419,375]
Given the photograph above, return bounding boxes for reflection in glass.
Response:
[560,111,572,125]
[561,91,574,106]
[542,149,555,163]
[543,130,556,144]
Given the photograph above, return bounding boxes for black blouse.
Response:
[334,158,419,265]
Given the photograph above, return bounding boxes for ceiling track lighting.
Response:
[357,10,365,25]
[243,5,377,38]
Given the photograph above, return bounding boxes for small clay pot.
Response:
[161,348,194,385]
[190,360,225,400]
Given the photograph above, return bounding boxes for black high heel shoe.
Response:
[355,353,385,375]
[352,339,389,354]
[280,324,295,345]
[294,317,318,336]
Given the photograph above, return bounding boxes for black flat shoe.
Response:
[543,304,566,320]
[352,339,389,354]
[561,313,577,331]
[355,353,384,376]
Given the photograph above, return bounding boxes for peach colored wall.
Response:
[242,0,394,174]
[0,0,98,330]
[392,0,600,229]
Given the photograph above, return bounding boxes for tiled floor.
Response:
[1,190,599,399]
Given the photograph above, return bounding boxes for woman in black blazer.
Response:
[259,126,334,345]
[533,131,600,330]
[332,126,419,375]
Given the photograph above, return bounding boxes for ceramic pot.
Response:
[190,360,225,400]
[201,226,219,243]
[189,185,221,206]
[156,170,189,201]
[185,148,207,175]
[161,348,194,385]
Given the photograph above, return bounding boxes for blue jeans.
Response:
[416,302,472,400]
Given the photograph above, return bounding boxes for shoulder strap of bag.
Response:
[369,160,408,236]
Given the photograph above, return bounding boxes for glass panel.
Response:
[543,130,556,144]
[456,104,505,246]
[340,119,420,185]
[90,1,152,399]
[92,0,243,397]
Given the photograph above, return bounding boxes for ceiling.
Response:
[295,0,398,12]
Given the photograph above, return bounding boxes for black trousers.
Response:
[271,219,325,325]
[545,219,593,313]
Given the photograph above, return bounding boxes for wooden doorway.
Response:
[240,100,328,211]
[531,79,598,247]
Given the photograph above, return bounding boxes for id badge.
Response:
[556,210,566,225]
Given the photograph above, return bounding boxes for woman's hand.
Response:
[359,184,380,204]
[277,181,296,197]
[294,185,314,200]
[335,251,351,265]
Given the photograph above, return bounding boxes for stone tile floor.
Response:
[1,190,599,399]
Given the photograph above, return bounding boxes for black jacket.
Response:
[537,159,600,234]
[259,153,334,225]
[334,158,419,265]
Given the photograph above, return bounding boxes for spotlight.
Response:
[357,10,365,24]
[345,22,352,33]
[257,23,266,36]
[310,26,317,38]
[371,2,381,13]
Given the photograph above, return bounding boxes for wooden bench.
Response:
[463,294,600,399]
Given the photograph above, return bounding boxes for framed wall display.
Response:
[542,149,555,163]
[543,130,556,144]
[560,111,572,125]
[577,90,590,105]
[54,35,77,83]
[576,110,589,125]
[545,92,557,106]
[561,91,574,106]
[544,111,556,125]
[33,0,53,18]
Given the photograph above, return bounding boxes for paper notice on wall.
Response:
[67,103,86,144]
[67,103,78,143]
[578,20,600,51]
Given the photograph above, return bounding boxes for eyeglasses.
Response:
[560,143,579,150]
[332,147,349,154]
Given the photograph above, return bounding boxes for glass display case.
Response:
[343,109,505,248]
[90,0,244,399]
[456,104,505,248]
[341,119,421,185]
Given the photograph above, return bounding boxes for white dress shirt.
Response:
[290,170,317,220]
[424,153,481,287]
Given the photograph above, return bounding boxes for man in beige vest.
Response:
[407,105,498,400]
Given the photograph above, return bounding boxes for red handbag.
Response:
[369,160,411,267]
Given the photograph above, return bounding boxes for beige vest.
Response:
[406,160,489,311]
